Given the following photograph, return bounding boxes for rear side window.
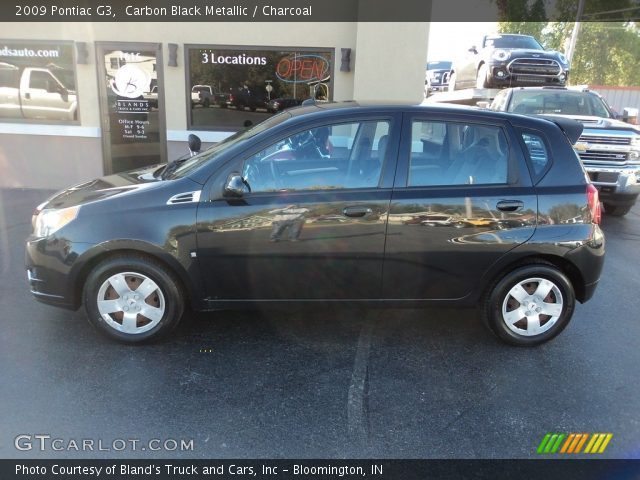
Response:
[408,120,509,186]
[520,132,550,176]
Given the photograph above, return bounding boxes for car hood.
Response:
[537,114,640,133]
[42,164,166,210]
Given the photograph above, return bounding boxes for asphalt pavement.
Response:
[1,188,639,459]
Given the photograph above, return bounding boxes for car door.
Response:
[382,112,537,301]
[196,114,400,301]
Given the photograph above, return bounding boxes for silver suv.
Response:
[490,86,640,216]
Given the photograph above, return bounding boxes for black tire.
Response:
[481,264,575,346]
[603,203,632,217]
[83,255,184,344]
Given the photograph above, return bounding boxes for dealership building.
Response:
[0,22,429,189]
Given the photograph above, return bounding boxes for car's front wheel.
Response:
[83,255,184,343]
[482,264,575,346]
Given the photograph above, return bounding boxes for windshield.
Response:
[484,35,543,50]
[427,61,452,70]
[164,112,292,180]
[508,91,613,118]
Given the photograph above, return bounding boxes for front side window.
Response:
[242,120,390,193]
[408,120,509,187]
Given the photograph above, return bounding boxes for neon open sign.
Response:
[275,54,330,83]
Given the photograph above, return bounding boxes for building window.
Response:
[185,45,334,131]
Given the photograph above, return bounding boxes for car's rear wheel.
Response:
[83,255,184,343]
[603,203,632,216]
[447,72,457,91]
[482,265,575,346]
[476,64,489,88]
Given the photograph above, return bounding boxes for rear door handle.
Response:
[24,93,31,100]
[496,200,524,212]
[343,206,372,218]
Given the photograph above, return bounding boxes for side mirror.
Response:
[188,134,201,156]
[468,46,478,54]
[622,107,638,125]
[224,173,251,198]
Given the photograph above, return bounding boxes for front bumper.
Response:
[486,61,568,87]
[25,236,96,310]
[584,165,640,205]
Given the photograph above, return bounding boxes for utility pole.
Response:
[566,0,586,63]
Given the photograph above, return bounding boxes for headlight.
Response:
[492,49,509,61]
[631,136,640,148]
[558,53,568,65]
[33,206,80,237]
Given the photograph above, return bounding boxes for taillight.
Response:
[587,183,601,225]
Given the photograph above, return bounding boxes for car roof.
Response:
[286,100,557,126]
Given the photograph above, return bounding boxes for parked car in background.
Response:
[425,61,452,96]
[266,97,302,113]
[0,63,77,120]
[490,86,640,216]
[449,34,570,91]
[190,85,228,108]
[229,86,267,111]
[26,102,604,346]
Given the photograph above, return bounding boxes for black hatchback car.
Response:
[26,102,605,346]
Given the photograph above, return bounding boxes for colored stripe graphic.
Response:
[585,433,613,454]
[574,433,589,453]
[537,433,551,454]
[539,433,613,454]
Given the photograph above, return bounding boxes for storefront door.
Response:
[96,42,167,174]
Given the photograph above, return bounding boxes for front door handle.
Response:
[24,93,31,100]
[343,206,372,218]
[496,200,524,212]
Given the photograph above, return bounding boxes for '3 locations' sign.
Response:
[276,54,329,83]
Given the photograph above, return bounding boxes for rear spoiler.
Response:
[537,115,584,145]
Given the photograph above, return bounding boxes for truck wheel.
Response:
[603,203,632,216]
[83,255,184,343]
[476,64,489,88]
[481,264,575,346]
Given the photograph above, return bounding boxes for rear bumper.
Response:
[564,224,605,303]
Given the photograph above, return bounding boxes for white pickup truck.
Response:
[0,63,77,121]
